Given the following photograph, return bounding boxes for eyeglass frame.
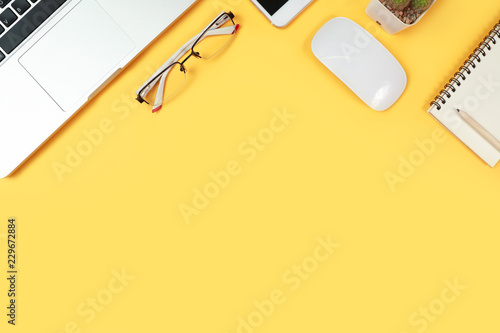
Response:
[136,11,236,105]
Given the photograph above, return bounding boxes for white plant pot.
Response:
[365,0,434,34]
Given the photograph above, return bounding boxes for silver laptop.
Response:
[0,0,197,178]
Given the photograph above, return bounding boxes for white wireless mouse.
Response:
[311,17,407,111]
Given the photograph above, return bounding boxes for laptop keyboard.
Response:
[0,0,67,62]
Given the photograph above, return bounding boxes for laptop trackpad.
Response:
[19,0,135,112]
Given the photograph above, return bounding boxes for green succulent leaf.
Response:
[410,0,434,12]
[384,0,411,10]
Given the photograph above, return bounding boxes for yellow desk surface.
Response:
[2,0,500,332]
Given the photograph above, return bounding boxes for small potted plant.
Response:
[366,0,436,34]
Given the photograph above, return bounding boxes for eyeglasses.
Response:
[135,11,239,113]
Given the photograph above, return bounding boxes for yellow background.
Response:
[1,0,500,332]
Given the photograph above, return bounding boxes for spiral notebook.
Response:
[428,20,500,167]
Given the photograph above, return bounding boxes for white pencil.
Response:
[456,108,500,151]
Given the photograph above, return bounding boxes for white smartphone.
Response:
[250,0,314,28]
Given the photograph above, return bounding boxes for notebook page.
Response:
[428,39,500,167]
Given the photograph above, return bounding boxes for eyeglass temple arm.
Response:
[136,11,235,102]
[213,11,234,28]
[149,25,238,111]
[135,22,238,103]
[135,34,200,103]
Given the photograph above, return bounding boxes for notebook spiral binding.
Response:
[430,20,500,110]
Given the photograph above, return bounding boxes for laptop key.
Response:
[12,0,31,15]
[0,8,17,27]
[0,24,4,35]
[0,0,67,54]
[0,50,4,62]
[0,0,12,8]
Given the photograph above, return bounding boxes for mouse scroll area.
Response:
[311,17,407,111]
